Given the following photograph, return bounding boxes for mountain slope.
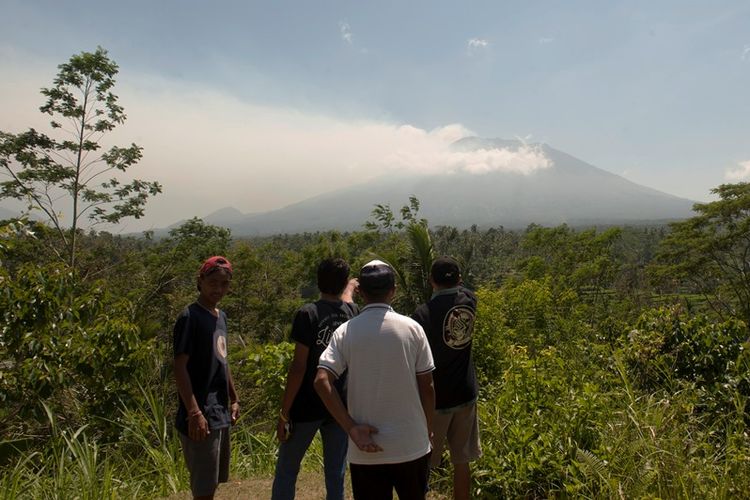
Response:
[212,138,697,235]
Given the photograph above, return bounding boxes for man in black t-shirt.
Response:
[174,256,240,499]
[272,258,358,500]
[412,256,481,500]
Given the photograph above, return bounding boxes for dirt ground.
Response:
[167,472,328,499]
[166,471,450,499]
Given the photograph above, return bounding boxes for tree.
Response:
[365,196,435,311]
[134,217,232,328]
[652,182,750,327]
[0,261,153,436]
[0,47,161,268]
[518,224,622,314]
[225,240,305,343]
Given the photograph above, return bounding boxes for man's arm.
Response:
[416,371,435,442]
[314,368,382,452]
[174,353,210,441]
[276,342,309,441]
[341,278,359,303]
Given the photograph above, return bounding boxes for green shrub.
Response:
[231,341,294,425]
[622,307,749,419]
[471,345,609,498]
[0,263,155,437]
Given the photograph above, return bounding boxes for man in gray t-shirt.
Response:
[315,260,435,500]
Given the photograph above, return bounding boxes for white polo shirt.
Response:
[318,303,435,465]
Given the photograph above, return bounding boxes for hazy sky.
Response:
[1,0,749,232]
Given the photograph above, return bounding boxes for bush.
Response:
[231,341,294,425]
[0,263,155,437]
[622,306,749,418]
[470,345,609,498]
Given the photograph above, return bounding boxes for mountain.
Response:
[198,138,698,236]
[203,206,248,226]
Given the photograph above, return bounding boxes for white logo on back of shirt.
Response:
[316,325,334,347]
[443,305,475,349]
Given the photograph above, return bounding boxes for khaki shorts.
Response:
[430,402,481,467]
[179,427,230,497]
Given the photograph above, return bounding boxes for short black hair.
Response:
[317,258,350,295]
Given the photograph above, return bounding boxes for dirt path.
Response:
[167,472,328,499]
[167,472,450,499]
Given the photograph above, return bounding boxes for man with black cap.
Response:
[315,260,435,500]
[412,256,480,500]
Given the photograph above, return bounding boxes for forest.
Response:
[1,49,749,499]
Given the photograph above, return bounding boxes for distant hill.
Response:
[182,138,698,236]
[203,206,248,226]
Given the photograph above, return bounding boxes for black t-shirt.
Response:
[289,299,358,422]
[173,303,231,434]
[412,286,478,410]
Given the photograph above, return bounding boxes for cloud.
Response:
[742,45,750,61]
[538,37,555,44]
[467,38,488,49]
[340,21,353,45]
[383,135,551,176]
[467,38,489,55]
[725,160,750,181]
[0,48,549,232]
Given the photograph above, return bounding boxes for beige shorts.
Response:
[430,402,481,467]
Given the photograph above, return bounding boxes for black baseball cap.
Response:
[431,256,460,285]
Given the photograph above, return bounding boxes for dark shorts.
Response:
[179,427,230,497]
[349,452,431,500]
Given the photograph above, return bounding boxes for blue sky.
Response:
[1,1,749,231]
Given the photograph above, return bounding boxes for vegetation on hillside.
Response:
[2,185,749,498]
[1,49,749,499]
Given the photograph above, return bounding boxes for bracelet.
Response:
[188,409,203,418]
[279,410,289,423]
[231,400,240,406]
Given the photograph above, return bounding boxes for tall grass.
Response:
[2,353,747,498]
[115,385,188,496]
[0,404,123,499]
[231,425,326,477]
[455,344,750,499]
[0,451,40,500]
[0,386,306,499]
[574,358,750,499]
[0,394,184,499]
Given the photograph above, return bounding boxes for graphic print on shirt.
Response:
[214,328,228,364]
[315,309,352,348]
[316,325,334,347]
[443,305,475,349]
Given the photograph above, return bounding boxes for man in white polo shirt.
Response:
[315,260,435,500]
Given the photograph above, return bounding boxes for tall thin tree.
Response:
[0,47,161,268]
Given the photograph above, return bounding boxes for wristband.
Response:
[189,409,203,418]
